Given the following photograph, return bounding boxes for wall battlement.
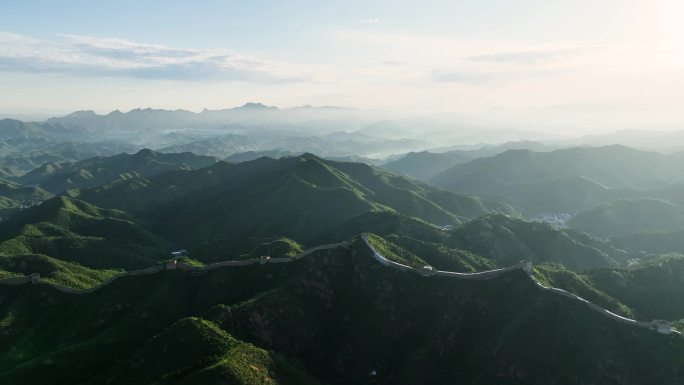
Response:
[0,241,350,294]
[0,235,679,337]
[360,233,681,337]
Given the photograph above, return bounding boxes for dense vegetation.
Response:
[68,154,512,249]
[429,145,684,216]
[382,151,467,181]
[609,228,684,254]
[568,198,684,237]
[533,254,684,322]
[18,149,218,194]
[0,133,683,384]
[444,214,630,270]
[0,196,170,273]
[1,242,683,385]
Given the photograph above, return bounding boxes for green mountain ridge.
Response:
[445,214,630,270]
[0,154,652,291]
[382,151,467,181]
[88,317,320,385]
[1,241,682,385]
[19,149,219,194]
[1,146,683,384]
[0,140,139,175]
[430,145,684,215]
[609,228,684,254]
[0,196,171,272]
[533,254,684,322]
[0,181,53,219]
[568,198,684,237]
[69,154,513,248]
[0,119,94,141]
[433,145,684,190]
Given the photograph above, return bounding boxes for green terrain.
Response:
[1,241,683,385]
[0,146,683,384]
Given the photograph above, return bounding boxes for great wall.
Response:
[0,242,350,294]
[359,234,681,337]
[0,234,680,337]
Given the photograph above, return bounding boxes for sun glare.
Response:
[657,0,684,53]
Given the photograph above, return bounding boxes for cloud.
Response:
[466,47,599,64]
[428,46,605,85]
[431,71,502,84]
[431,68,566,85]
[0,32,311,82]
[359,18,381,23]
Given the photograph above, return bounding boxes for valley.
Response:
[1,131,684,383]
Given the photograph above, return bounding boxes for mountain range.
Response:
[1,240,683,385]
[568,198,684,237]
[18,149,218,194]
[428,145,684,216]
[1,124,684,384]
[68,154,512,249]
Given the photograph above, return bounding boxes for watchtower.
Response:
[518,260,533,275]
[29,273,41,284]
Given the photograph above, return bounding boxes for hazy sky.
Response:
[1,0,683,130]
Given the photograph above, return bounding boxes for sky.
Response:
[0,0,683,131]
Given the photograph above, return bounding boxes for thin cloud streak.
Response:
[0,32,312,82]
[431,69,568,85]
[467,47,601,64]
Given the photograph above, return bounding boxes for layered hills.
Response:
[69,154,513,249]
[0,145,683,384]
[0,119,94,141]
[609,229,684,255]
[444,214,629,270]
[4,103,684,385]
[0,196,170,272]
[533,254,684,321]
[19,149,218,194]
[568,198,684,237]
[0,181,52,216]
[430,145,684,215]
[382,151,467,181]
[432,145,684,191]
[1,241,682,385]
[1,152,647,287]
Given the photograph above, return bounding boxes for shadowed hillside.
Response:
[0,196,170,273]
[1,241,682,385]
[19,149,219,193]
[70,154,513,248]
[445,214,630,270]
[430,146,684,215]
[534,254,684,322]
[382,151,467,181]
[568,198,684,237]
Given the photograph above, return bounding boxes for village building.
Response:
[171,249,188,258]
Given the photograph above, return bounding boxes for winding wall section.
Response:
[360,233,680,336]
[0,235,679,336]
[0,242,349,294]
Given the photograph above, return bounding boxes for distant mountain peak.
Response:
[290,104,352,110]
[66,110,98,117]
[134,148,157,158]
[238,102,277,110]
[295,152,322,161]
